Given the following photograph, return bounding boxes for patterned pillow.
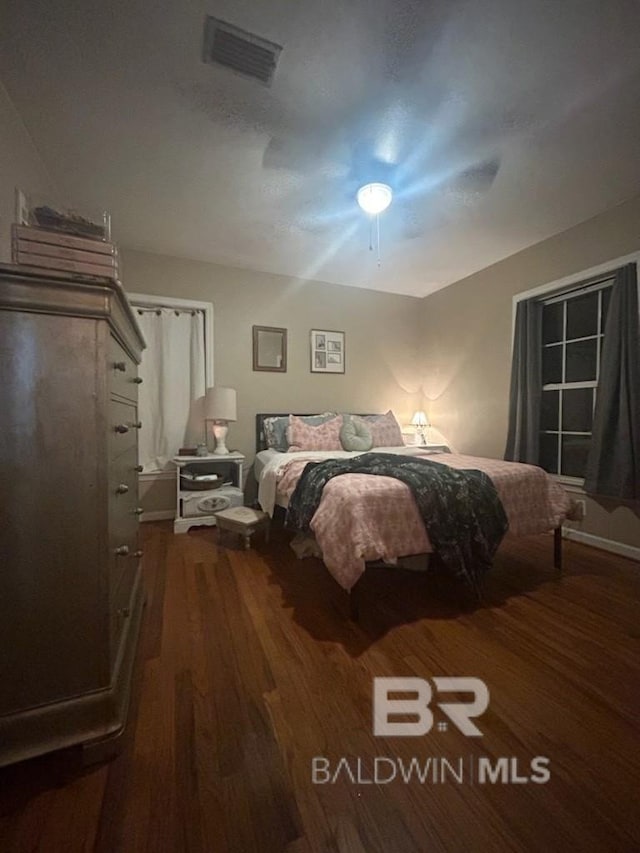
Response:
[288,413,344,451]
[355,411,404,447]
[264,413,334,451]
[340,415,373,451]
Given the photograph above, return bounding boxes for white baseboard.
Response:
[139,471,174,482]
[141,510,175,522]
[562,527,640,562]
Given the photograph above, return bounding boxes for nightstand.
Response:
[172,452,245,533]
[414,444,450,453]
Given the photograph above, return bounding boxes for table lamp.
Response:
[205,386,237,455]
[411,411,429,445]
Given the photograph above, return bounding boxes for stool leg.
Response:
[244,533,251,550]
[265,521,270,544]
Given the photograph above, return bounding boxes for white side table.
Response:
[172,452,245,534]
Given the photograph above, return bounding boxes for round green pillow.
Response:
[340,415,373,451]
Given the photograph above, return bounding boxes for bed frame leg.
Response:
[554,526,563,574]
[348,581,360,622]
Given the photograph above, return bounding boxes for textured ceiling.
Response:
[1,0,640,296]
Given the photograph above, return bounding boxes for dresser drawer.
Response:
[109,447,140,506]
[109,514,140,589]
[109,448,140,581]
[109,334,140,402]
[109,535,140,602]
[110,559,141,666]
[109,398,140,460]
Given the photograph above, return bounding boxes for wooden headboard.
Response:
[255,413,380,453]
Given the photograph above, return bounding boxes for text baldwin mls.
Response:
[312,678,551,786]
[312,755,551,786]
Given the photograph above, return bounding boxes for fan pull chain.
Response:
[366,213,383,266]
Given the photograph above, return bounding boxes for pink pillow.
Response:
[356,411,403,447]
[288,413,344,451]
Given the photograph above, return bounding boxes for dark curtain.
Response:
[504,298,542,464]
[584,263,640,500]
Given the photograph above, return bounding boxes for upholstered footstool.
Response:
[214,506,271,550]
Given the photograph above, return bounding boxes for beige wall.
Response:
[421,194,640,549]
[139,475,175,517]
[122,247,424,512]
[0,82,57,262]
[4,72,636,547]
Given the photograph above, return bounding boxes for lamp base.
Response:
[415,427,428,446]
[212,422,230,455]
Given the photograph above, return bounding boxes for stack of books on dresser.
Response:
[11,224,119,280]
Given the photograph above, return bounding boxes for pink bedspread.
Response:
[277,452,572,590]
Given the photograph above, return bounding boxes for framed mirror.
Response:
[252,325,287,372]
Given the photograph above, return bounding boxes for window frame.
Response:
[512,250,640,487]
[540,280,611,484]
[127,292,214,480]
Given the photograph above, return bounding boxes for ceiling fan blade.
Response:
[263,136,317,171]
[262,134,350,178]
[275,172,360,235]
[450,157,501,193]
[399,201,451,240]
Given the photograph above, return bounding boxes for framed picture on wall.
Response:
[310,329,345,373]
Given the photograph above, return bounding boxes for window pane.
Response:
[562,387,594,432]
[541,390,559,430]
[561,435,591,478]
[542,345,563,384]
[601,286,612,332]
[543,303,563,344]
[566,292,598,339]
[539,433,559,474]
[565,339,597,382]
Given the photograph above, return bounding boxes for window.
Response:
[539,275,613,482]
[128,293,214,472]
[508,254,639,498]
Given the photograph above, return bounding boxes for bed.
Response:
[254,413,573,616]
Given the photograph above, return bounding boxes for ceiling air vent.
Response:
[202,17,282,86]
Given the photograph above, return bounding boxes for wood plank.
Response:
[0,522,638,852]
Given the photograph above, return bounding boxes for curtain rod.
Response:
[134,305,204,315]
[540,271,616,306]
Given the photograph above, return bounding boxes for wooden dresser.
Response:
[0,263,146,766]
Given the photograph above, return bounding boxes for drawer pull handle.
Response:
[114,361,127,372]
[116,483,129,494]
[135,464,144,473]
[132,421,142,430]
[134,507,144,516]
[133,550,144,558]
[118,607,131,618]
[133,377,143,384]
[115,424,129,434]
[115,545,130,556]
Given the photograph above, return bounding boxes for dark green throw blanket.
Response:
[286,453,509,592]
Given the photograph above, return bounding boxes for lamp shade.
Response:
[411,411,428,427]
[356,182,393,215]
[205,386,237,422]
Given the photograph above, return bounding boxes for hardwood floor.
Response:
[0,522,639,852]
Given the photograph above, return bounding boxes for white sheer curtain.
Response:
[136,308,206,472]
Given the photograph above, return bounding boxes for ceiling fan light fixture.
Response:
[356,182,393,215]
